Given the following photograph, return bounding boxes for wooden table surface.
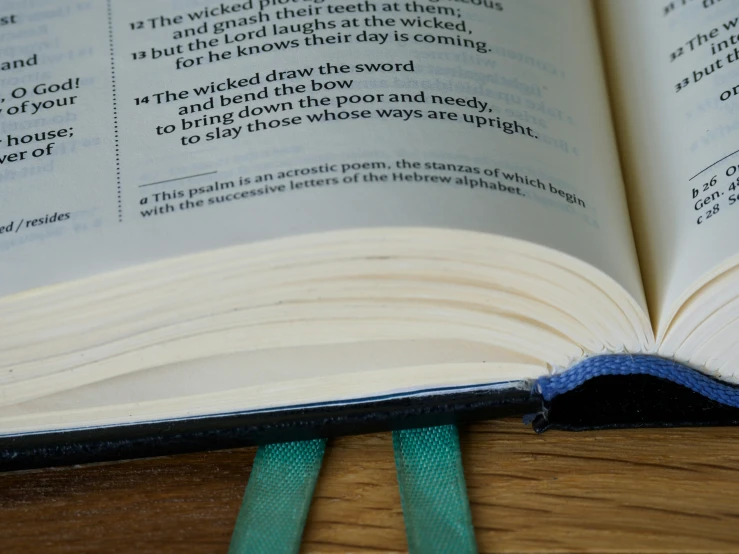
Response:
[2,419,739,553]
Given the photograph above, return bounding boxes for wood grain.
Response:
[2,419,739,553]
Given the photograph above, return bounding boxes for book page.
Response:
[0,0,644,308]
[599,0,739,333]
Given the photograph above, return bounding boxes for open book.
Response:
[3,0,739,468]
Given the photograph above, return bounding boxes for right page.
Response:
[599,0,739,337]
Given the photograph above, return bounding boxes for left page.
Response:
[0,0,645,309]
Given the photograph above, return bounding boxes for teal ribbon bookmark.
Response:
[393,425,478,554]
[228,439,327,554]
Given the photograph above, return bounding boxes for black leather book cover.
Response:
[533,374,739,432]
[0,385,538,472]
[7,373,739,472]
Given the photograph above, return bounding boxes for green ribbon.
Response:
[228,425,477,553]
[228,439,326,554]
[393,425,478,554]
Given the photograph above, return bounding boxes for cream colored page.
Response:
[0,0,643,307]
[600,0,739,332]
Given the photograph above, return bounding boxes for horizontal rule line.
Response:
[139,171,218,187]
[689,149,739,181]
